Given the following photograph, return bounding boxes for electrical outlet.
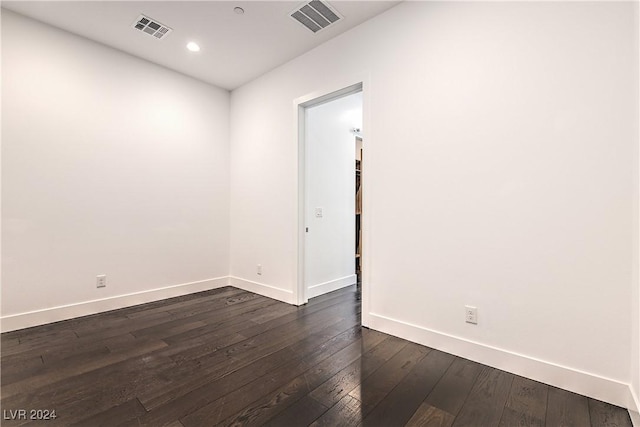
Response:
[465,306,477,324]
[257,264,262,275]
[96,275,107,288]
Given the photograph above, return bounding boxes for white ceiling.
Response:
[2,1,400,90]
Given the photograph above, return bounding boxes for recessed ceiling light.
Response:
[234,7,245,15]
[186,42,200,52]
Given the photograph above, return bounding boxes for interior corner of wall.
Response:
[228,276,295,305]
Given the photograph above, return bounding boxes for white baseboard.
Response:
[369,312,639,413]
[0,277,229,333]
[307,274,357,299]
[631,386,640,426]
[228,276,295,304]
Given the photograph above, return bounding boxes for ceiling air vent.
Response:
[132,14,172,40]
[290,0,342,34]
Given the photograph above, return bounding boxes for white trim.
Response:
[294,101,307,305]
[307,274,357,299]
[631,386,640,427]
[369,312,639,412]
[633,4,640,426]
[359,76,372,328]
[293,73,370,310]
[228,276,295,304]
[0,277,229,332]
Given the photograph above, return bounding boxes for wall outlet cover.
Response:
[465,305,477,324]
[96,275,107,288]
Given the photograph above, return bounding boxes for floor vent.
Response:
[132,14,172,40]
[290,0,342,34]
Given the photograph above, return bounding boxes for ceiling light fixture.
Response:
[186,42,200,52]
[234,7,245,14]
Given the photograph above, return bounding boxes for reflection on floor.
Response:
[1,285,633,426]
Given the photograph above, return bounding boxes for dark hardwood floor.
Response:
[1,285,633,426]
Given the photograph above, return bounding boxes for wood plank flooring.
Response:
[1,285,633,426]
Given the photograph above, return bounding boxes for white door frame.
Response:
[292,76,371,328]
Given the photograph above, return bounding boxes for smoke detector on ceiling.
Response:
[290,0,342,34]
[132,14,172,40]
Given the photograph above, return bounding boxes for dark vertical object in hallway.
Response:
[355,136,363,289]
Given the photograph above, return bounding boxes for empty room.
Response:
[1,1,639,426]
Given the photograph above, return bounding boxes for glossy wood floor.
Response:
[1,285,633,427]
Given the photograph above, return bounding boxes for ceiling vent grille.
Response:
[132,14,172,40]
[290,0,342,34]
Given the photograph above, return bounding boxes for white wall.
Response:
[305,92,361,299]
[632,3,640,423]
[1,10,230,330]
[230,1,638,410]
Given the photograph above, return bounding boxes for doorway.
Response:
[295,82,365,308]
